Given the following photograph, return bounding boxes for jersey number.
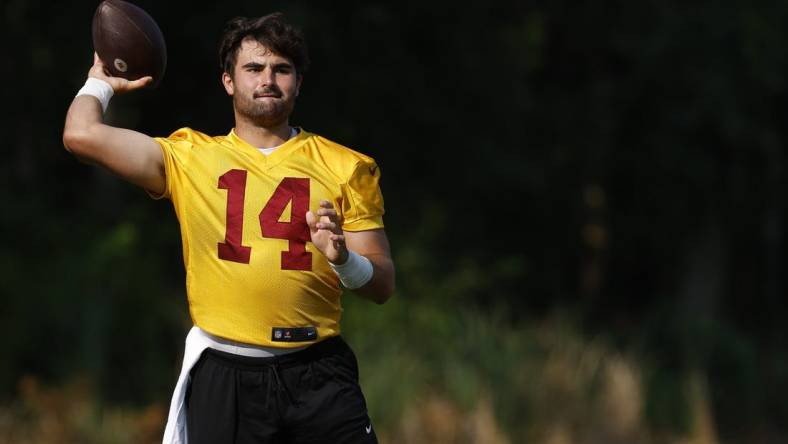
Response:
[217,169,312,270]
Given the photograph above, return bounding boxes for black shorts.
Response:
[185,336,378,444]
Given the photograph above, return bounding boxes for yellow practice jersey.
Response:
[153,127,384,347]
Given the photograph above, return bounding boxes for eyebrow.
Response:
[241,61,294,70]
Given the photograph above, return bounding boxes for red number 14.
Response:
[217,169,312,271]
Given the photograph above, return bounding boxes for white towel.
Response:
[161,327,209,444]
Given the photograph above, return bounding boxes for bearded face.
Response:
[223,38,301,128]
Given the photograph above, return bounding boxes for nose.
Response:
[260,67,275,86]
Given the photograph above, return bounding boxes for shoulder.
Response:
[301,131,378,175]
[158,127,225,147]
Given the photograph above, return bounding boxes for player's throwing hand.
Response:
[89,52,152,93]
[306,200,348,264]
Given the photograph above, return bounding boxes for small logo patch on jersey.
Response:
[271,327,318,342]
[366,424,372,434]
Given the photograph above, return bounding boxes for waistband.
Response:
[202,335,349,370]
[199,327,307,358]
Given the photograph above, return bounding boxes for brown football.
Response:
[92,0,167,87]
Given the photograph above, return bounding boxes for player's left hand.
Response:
[306,200,348,265]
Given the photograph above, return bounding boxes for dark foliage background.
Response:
[2,0,788,441]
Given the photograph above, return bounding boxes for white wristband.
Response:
[329,250,373,290]
[76,77,114,113]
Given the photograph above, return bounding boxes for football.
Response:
[92,0,167,87]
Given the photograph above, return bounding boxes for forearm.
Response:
[63,95,106,158]
[62,71,165,193]
[351,253,395,304]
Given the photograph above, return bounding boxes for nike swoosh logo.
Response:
[365,424,372,434]
[369,165,378,175]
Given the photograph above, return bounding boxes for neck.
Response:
[233,115,292,149]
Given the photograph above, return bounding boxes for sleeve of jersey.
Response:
[149,129,194,200]
[341,160,385,231]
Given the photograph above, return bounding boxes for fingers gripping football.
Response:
[306,200,348,264]
[89,52,152,93]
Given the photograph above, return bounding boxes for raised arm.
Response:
[63,54,166,195]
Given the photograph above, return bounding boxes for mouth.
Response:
[254,91,282,99]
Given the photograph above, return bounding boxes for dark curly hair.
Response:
[218,13,310,77]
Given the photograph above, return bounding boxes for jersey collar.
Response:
[227,127,309,168]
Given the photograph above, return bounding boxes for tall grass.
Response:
[344,293,720,444]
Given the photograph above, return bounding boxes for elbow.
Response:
[62,128,87,156]
[63,124,101,159]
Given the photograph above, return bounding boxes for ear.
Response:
[295,74,303,97]
[222,71,234,96]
